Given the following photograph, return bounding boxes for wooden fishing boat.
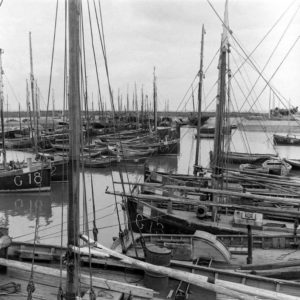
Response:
[98,136,180,155]
[2,229,299,300]
[123,138,180,154]
[194,124,235,139]
[1,136,32,149]
[98,130,149,143]
[50,141,70,151]
[108,145,157,157]
[112,230,300,280]
[273,133,300,145]
[240,159,292,176]
[110,164,300,236]
[217,151,278,164]
[144,167,300,198]
[239,163,269,174]
[0,128,32,149]
[35,152,69,181]
[0,53,51,192]
[1,229,300,299]
[80,156,118,168]
[195,132,215,139]
[0,159,51,192]
[188,113,210,126]
[261,159,292,176]
[96,125,180,155]
[114,183,300,237]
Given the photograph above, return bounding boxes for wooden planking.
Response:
[0,258,155,299]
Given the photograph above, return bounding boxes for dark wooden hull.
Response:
[80,157,118,168]
[0,166,51,192]
[188,115,210,126]
[1,137,32,149]
[126,192,298,237]
[214,151,277,164]
[50,159,69,181]
[273,134,300,145]
[127,198,240,235]
[124,139,180,154]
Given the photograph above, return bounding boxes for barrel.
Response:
[144,244,171,292]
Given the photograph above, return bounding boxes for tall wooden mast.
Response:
[153,67,157,132]
[66,0,81,298]
[0,49,6,168]
[194,25,205,174]
[29,32,38,152]
[211,0,229,219]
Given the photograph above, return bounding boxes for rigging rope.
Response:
[86,0,104,115]
[57,1,68,298]
[238,5,300,113]
[175,48,220,113]
[93,0,142,256]
[26,200,40,300]
[206,0,299,115]
[248,36,300,112]
[224,0,297,90]
[79,14,100,292]
[45,0,59,131]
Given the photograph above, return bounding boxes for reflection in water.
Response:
[148,155,178,173]
[0,194,52,220]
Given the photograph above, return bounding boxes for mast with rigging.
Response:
[29,32,39,152]
[194,24,205,175]
[66,0,81,298]
[153,67,157,132]
[211,0,230,220]
[0,49,6,168]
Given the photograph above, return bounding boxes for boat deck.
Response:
[155,206,300,236]
[0,261,213,300]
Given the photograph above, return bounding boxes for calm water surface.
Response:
[1,126,300,247]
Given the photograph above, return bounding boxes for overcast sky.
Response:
[0,0,299,112]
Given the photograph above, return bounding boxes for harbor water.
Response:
[1,126,300,248]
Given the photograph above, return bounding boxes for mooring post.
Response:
[247,225,253,265]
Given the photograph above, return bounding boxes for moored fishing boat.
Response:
[35,152,69,181]
[240,159,292,176]
[188,113,210,126]
[194,124,236,139]
[1,136,32,149]
[273,134,300,145]
[0,159,51,192]
[108,144,157,157]
[215,151,278,164]
[261,158,292,176]
[0,50,51,192]
[80,156,118,168]
[0,128,32,149]
[112,230,300,280]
